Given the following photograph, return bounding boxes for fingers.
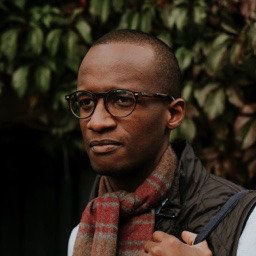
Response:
[142,231,213,256]
[181,231,213,256]
[144,241,156,253]
[152,231,171,242]
[181,231,197,245]
[143,232,178,255]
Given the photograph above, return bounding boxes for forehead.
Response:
[77,43,157,91]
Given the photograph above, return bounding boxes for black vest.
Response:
[155,141,256,256]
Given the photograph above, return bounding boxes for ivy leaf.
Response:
[26,27,44,55]
[226,86,244,108]
[175,8,188,31]
[65,30,78,61]
[242,119,256,149]
[64,31,79,72]
[194,83,218,107]
[46,29,62,56]
[160,4,173,28]
[66,56,80,73]
[13,0,26,10]
[35,65,51,93]
[193,41,205,62]
[42,14,54,28]
[212,34,230,48]
[130,12,140,30]
[206,46,227,74]
[0,28,20,61]
[174,0,188,5]
[206,34,231,73]
[163,6,187,31]
[30,6,42,24]
[230,42,243,65]
[182,81,193,101]
[75,19,92,44]
[175,47,193,70]
[70,7,84,21]
[89,0,102,16]
[118,10,133,29]
[221,21,239,35]
[157,32,172,47]
[204,88,225,120]
[6,15,25,24]
[12,66,29,97]
[140,12,151,33]
[42,57,57,72]
[249,25,256,54]
[193,4,206,25]
[112,0,124,12]
[101,0,110,23]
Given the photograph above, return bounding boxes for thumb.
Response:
[182,231,212,256]
[181,231,197,245]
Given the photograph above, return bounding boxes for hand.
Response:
[140,231,212,256]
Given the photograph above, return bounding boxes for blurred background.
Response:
[0,0,256,255]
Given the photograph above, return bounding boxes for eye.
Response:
[77,96,94,110]
[111,94,135,108]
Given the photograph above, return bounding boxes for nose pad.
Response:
[86,99,117,132]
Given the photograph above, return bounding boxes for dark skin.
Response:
[140,231,212,256]
[77,42,212,255]
[78,43,184,192]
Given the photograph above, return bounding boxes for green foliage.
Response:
[0,0,256,186]
[0,28,20,62]
[12,65,29,97]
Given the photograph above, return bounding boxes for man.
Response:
[66,29,256,256]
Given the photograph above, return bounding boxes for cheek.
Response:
[125,112,167,146]
[79,121,84,136]
[79,121,89,144]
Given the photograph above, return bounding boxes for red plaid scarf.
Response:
[73,146,177,256]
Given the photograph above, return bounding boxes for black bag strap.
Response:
[194,189,249,245]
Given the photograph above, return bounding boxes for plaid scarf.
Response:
[73,146,177,256]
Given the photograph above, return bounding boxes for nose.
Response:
[86,99,117,132]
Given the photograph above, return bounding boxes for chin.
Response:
[90,162,134,178]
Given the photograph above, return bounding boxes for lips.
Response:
[89,139,122,154]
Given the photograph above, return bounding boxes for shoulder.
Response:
[237,205,256,256]
[207,190,256,255]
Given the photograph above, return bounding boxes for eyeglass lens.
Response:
[70,90,137,118]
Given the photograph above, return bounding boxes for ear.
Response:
[166,98,186,130]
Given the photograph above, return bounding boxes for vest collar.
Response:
[156,140,209,218]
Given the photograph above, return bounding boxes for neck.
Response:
[107,165,154,192]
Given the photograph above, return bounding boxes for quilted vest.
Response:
[155,141,256,256]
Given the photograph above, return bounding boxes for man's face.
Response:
[77,43,170,177]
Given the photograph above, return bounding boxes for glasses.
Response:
[65,89,175,119]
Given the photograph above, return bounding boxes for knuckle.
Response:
[166,236,178,246]
[187,237,194,246]
[202,242,212,256]
[205,249,212,256]
[152,231,162,240]
[151,246,162,256]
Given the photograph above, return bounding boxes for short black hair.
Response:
[91,29,182,98]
